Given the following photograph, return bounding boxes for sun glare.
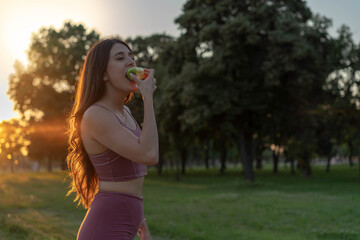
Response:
[0,0,114,122]
[0,1,70,122]
[1,1,85,67]
[1,4,32,66]
[3,24,30,65]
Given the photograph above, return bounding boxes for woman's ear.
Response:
[103,73,109,81]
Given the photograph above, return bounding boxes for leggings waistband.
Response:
[96,190,143,200]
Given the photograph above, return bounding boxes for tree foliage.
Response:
[6,2,360,179]
[7,21,100,168]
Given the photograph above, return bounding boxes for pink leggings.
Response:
[77,191,144,240]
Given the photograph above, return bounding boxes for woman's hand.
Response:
[138,220,152,240]
[131,68,157,99]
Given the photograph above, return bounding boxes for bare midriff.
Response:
[98,176,145,198]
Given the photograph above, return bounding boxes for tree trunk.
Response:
[175,157,180,181]
[170,157,174,170]
[290,159,295,175]
[47,156,52,172]
[284,150,295,175]
[157,156,163,175]
[204,142,210,170]
[326,155,331,172]
[9,158,14,173]
[272,150,280,174]
[299,157,311,177]
[237,130,255,182]
[180,148,187,175]
[220,142,227,174]
[256,155,262,170]
[348,139,354,167]
[358,154,360,177]
[61,158,67,170]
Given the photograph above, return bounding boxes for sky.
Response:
[0,0,360,121]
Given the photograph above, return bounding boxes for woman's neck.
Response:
[99,86,128,112]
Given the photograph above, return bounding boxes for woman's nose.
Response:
[128,57,135,66]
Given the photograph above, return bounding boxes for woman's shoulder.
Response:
[82,103,113,129]
[83,103,106,119]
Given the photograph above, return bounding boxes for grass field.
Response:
[0,164,359,240]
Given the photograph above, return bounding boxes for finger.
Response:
[144,68,155,79]
[130,73,141,84]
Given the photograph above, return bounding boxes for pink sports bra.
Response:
[87,104,147,182]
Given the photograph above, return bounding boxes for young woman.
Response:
[66,38,158,240]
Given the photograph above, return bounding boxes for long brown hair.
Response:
[66,38,133,208]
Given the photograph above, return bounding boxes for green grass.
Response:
[0,164,359,240]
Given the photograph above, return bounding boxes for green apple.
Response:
[126,67,145,81]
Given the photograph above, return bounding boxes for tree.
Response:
[262,12,335,177]
[324,25,360,169]
[0,120,27,172]
[7,20,100,170]
[173,0,338,179]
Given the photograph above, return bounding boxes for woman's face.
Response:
[105,43,138,92]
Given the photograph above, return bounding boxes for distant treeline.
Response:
[2,0,360,180]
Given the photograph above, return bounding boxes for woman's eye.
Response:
[117,58,124,60]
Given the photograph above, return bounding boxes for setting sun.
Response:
[0,0,106,122]
[1,7,33,65]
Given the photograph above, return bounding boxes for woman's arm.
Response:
[130,68,159,164]
[82,69,158,166]
[139,95,159,164]
[138,218,152,240]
